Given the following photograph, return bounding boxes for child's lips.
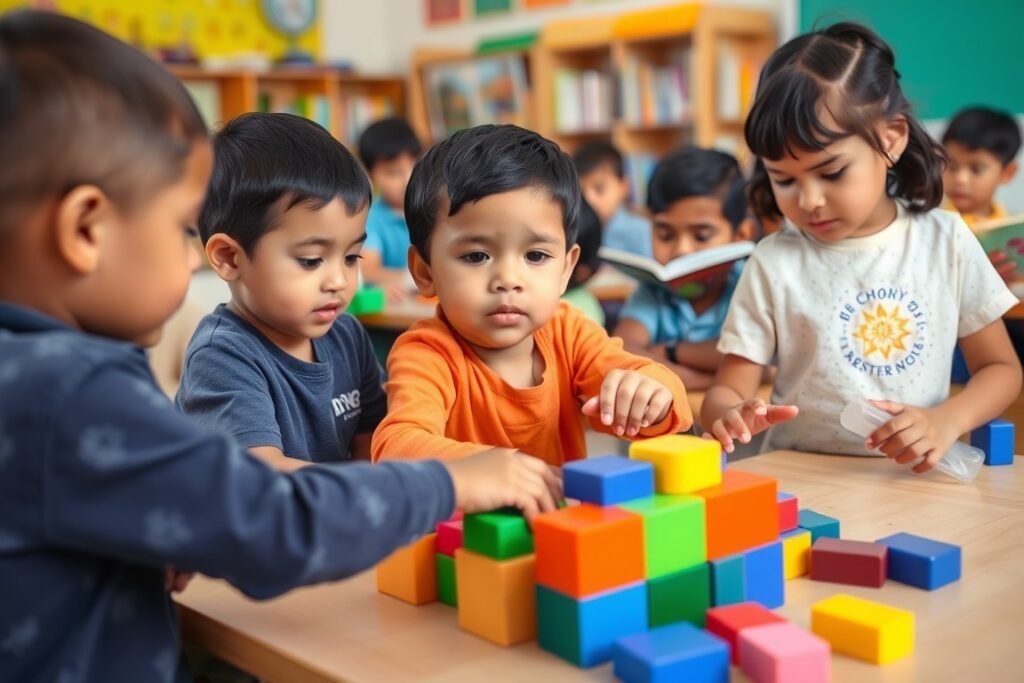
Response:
[808,218,837,231]
[312,302,341,322]
[488,304,526,325]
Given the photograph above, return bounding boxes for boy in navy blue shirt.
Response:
[0,12,560,683]
[176,112,387,469]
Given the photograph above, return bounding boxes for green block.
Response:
[620,494,706,578]
[647,563,710,628]
[436,553,457,607]
[347,287,385,316]
[709,554,745,606]
[463,508,533,559]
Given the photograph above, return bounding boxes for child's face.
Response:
[579,163,630,225]
[228,198,368,346]
[370,153,416,212]
[943,141,1018,216]
[651,196,738,265]
[410,188,579,356]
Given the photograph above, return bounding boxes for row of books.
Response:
[553,68,614,134]
[256,92,396,143]
[620,52,690,127]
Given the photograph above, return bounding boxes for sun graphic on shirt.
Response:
[852,303,912,360]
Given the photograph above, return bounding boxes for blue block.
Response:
[951,345,970,383]
[777,491,795,502]
[875,532,961,590]
[563,455,655,505]
[709,554,745,606]
[743,540,784,609]
[797,509,840,542]
[537,582,648,667]
[970,419,1015,466]
[614,622,730,683]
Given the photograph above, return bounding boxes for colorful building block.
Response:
[811,593,914,664]
[875,532,961,590]
[436,553,457,607]
[797,509,840,543]
[709,554,745,606]
[777,492,798,532]
[563,455,654,505]
[619,494,706,578]
[970,419,1014,466]
[647,563,710,628]
[780,529,811,580]
[454,549,536,646]
[705,602,787,665]
[375,533,437,605]
[738,622,831,683]
[613,622,730,683]
[435,519,463,557]
[809,538,887,588]
[693,469,778,560]
[629,435,722,494]
[463,508,532,559]
[537,582,648,667]
[347,286,386,316]
[533,504,644,598]
[744,541,784,609]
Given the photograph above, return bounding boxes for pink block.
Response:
[706,602,787,664]
[739,622,830,683]
[435,519,464,557]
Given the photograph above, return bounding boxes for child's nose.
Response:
[323,263,347,292]
[798,184,824,212]
[491,258,524,293]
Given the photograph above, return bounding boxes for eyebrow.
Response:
[765,154,842,175]
[293,232,368,249]
[452,228,561,246]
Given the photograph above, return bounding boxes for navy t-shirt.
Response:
[176,305,387,463]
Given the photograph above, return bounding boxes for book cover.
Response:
[975,214,1024,279]
[599,241,754,299]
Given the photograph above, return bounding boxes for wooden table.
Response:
[177,450,1023,682]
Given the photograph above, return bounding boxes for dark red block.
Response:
[809,537,887,588]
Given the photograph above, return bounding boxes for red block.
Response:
[809,537,887,588]
[436,519,464,557]
[777,494,798,532]
[706,602,787,664]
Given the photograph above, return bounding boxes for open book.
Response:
[975,214,1024,281]
[598,241,755,299]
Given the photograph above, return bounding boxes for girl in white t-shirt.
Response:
[702,22,1021,470]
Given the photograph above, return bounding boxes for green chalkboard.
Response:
[799,0,1024,119]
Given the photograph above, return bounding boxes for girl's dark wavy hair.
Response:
[745,22,946,221]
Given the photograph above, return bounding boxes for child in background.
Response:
[614,146,755,390]
[176,112,386,469]
[372,125,692,465]
[561,196,606,327]
[358,117,421,301]
[573,140,652,258]
[0,13,559,681]
[701,23,1021,473]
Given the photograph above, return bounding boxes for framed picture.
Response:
[474,0,513,17]
[425,0,464,26]
[424,54,529,139]
[523,0,571,9]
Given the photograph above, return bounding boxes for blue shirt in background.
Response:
[365,198,411,269]
[603,206,653,259]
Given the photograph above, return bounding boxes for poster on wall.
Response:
[424,54,528,139]
[474,0,513,17]
[523,0,571,9]
[426,0,464,25]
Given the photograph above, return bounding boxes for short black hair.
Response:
[647,145,747,230]
[572,140,625,178]
[200,112,372,255]
[569,197,602,289]
[405,124,580,261]
[0,10,207,236]
[943,107,1022,165]
[358,117,422,172]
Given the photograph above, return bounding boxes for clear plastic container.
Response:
[839,398,984,484]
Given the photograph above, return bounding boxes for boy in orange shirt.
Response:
[372,125,692,465]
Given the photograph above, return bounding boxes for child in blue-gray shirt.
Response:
[0,13,560,683]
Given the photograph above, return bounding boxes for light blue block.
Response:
[709,554,745,606]
[743,540,784,609]
[614,622,730,683]
[537,582,648,667]
[563,455,655,505]
[798,509,840,542]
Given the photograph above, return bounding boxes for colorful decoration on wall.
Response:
[474,0,512,17]
[426,0,463,26]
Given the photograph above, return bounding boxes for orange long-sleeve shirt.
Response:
[371,302,692,466]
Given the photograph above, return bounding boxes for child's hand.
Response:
[988,250,1016,284]
[705,398,799,453]
[581,370,674,437]
[444,448,563,521]
[165,567,195,593]
[865,400,959,473]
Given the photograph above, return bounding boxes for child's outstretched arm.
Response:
[701,354,798,453]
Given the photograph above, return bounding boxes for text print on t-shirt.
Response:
[837,286,928,378]
[332,390,362,421]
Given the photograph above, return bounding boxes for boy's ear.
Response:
[407,245,436,297]
[1000,160,1019,185]
[735,217,757,242]
[53,184,113,275]
[560,244,582,294]
[205,233,246,281]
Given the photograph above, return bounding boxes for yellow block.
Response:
[629,435,722,494]
[811,594,914,664]
[375,533,437,605]
[782,529,811,579]
[455,549,537,646]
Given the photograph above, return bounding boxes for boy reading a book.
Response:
[614,146,755,390]
[573,140,652,258]
[372,125,692,465]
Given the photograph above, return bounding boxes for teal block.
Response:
[797,509,840,543]
[619,494,706,579]
[537,582,648,667]
[436,553,457,607]
[463,508,533,559]
[709,554,745,606]
[646,563,710,628]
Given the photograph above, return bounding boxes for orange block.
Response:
[694,470,778,560]
[375,533,437,605]
[455,549,537,646]
[533,504,644,598]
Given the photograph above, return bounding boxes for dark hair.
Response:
[572,140,625,178]
[358,117,422,172]
[647,145,747,230]
[0,10,207,235]
[745,21,946,220]
[200,112,372,255]
[569,197,602,289]
[405,124,580,261]
[942,107,1022,165]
